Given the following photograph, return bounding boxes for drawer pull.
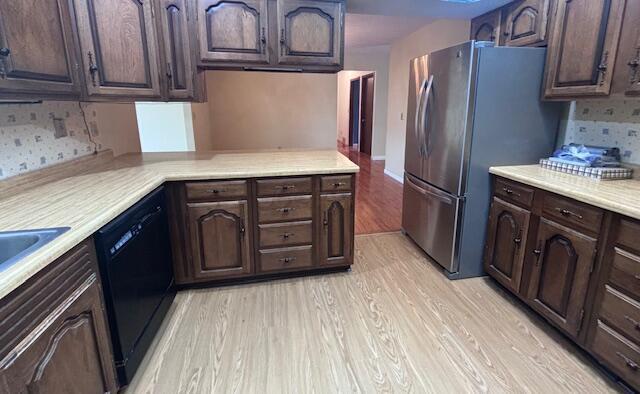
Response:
[514,237,522,245]
[555,207,584,220]
[276,207,296,213]
[616,352,639,371]
[333,182,347,187]
[624,315,640,330]
[275,185,296,191]
[282,232,294,239]
[502,187,521,197]
[279,257,296,264]
[207,189,226,194]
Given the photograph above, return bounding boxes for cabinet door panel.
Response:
[484,197,531,293]
[470,9,502,45]
[502,0,550,47]
[72,0,162,98]
[527,218,597,337]
[0,0,80,97]
[197,0,269,64]
[0,276,117,394]
[188,201,252,280]
[277,0,343,66]
[157,0,195,99]
[320,193,353,266]
[612,0,640,96]
[544,0,626,98]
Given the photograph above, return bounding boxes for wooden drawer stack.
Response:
[589,218,640,388]
[256,177,315,273]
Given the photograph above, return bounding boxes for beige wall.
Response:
[340,45,390,158]
[202,70,337,150]
[384,19,470,180]
[191,101,214,151]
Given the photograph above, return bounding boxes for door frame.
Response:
[359,72,375,156]
[348,76,361,147]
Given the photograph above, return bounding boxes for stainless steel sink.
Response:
[0,228,70,272]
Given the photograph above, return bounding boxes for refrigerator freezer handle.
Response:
[405,174,453,205]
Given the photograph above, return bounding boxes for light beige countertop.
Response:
[490,164,640,220]
[0,150,359,299]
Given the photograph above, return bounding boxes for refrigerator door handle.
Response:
[414,78,428,156]
[420,75,434,157]
[405,174,453,205]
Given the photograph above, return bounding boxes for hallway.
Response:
[339,147,403,235]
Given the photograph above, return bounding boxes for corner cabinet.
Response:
[543,0,626,99]
[0,240,118,393]
[71,0,163,99]
[0,0,81,100]
[320,192,354,266]
[612,0,640,96]
[470,8,502,45]
[187,200,253,280]
[276,0,343,67]
[195,0,344,72]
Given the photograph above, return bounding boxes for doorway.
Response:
[347,73,375,156]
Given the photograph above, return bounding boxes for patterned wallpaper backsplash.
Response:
[561,98,640,165]
[0,101,109,180]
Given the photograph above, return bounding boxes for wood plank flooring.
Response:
[339,147,403,235]
[126,233,617,393]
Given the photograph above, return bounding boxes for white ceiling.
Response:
[345,14,434,48]
[346,0,513,19]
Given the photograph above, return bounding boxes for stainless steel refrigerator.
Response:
[402,40,561,279]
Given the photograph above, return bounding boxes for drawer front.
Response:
[591,321,640,390]
[494,178,534,207]
[256,177,312,197]
[258,195,312,223]
[599,285,640,344]
[609,247,640,299]
[542,193,603,233]
[618,218,640,253]
[259,221,313,248]
[321,175,352,192]
[186,180,247,201]
[258,245,314,272]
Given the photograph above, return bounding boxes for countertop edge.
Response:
[489,166,640,220]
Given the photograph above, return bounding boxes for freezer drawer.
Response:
[402,173,463,273]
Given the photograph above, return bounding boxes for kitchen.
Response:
[0,0,639,392]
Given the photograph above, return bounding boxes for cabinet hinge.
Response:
[577,309,586,332]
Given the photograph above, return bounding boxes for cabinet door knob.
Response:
[87,52,99,86]
[279,257,296,264]
[0,47,10,57]
[514,237,522,245]
[282,232,294,239]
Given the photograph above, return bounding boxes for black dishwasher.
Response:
[94,186,176,386]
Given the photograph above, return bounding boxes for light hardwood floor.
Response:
[126,233,618,393]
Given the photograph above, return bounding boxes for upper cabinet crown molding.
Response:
[543,0,626,99]
[0,0,82,100]
[71,0,163,99]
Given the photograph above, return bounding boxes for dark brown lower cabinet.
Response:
[320,193,354,266]
[187,200,253,280]
[526,218,597,338]
[484,197,531,293]
[0,240,117,393]
[485,176,640,391]
[169,174,356,285]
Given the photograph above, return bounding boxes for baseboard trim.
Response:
[383,169,404,184]
[371,155,386,161]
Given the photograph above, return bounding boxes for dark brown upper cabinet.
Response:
[526,218,597,338]
[72,0,163,99]
[543,0,626,99]
[196,0,270,65]
[484,197,531,294]
[319,193,353,266]
[276,0,343,67]
[612,0,640,96]
[187,200,253,281]
[470,8,502,45]
[156,0,197,100]
[501,0,551,47]
[0,0,81,99]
